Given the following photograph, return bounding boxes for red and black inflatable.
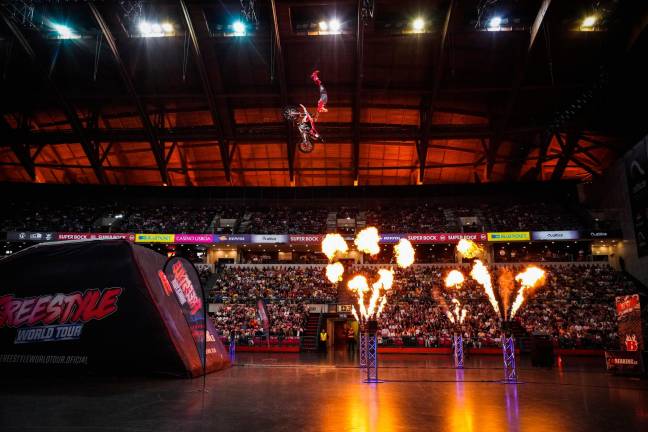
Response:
[0,239,229,377]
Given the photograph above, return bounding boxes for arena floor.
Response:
[1,352,647,432]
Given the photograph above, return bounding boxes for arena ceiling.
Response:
[0,0,646,187]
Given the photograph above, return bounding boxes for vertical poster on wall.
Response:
[616,294,644,352]
[625,136,648,256]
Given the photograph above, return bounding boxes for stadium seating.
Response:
[1,199,589,234]
[208,264,638,349]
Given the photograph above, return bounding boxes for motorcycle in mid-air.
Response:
[283,70,328,153]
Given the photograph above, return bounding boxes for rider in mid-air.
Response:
[284,70,328,153]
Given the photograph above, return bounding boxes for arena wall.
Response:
[580,134,648,287]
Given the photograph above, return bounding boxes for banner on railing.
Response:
[57,232,135,241]
[135,233,175,243]
[406,233,488,243]
[531,230,579,241]
[214,234,251,244]
[6,231,57,242]
[174,234,214,244]
[487,232,530,242]
[250,234,289,244]
[4,229,621,246]
[580,230,623,239]
[288,234,325,244]
[605,350,644,374]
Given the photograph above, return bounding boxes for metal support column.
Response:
[453,332,464,369]
[359,331,368,367]
[501,332,518,383]
[364,331,379,383]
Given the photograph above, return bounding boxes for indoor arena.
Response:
[1,1,647,431]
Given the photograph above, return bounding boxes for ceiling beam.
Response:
[551,132,579,181]
[49,83,586,102]
[418,0,454,183]
[486,0,552,178]
[88,3,169,185]
[569,155,601,178]
[352,0,367,183]
[0,161,488,173]
[503,132,536,181]
[180,0,232,183]
[0,123,553,147]
[269,0,296,184]
[527,130,553,180]
[1,115,35,180]
[1,10,108,184]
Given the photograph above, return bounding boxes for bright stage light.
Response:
[581,15,597,28]
[52,23,79,40]
[232,21,246,35]
[412,17,425,32]
[329,19,341,33]
[488,16,502,30]
[138,21,152,34]
[318,21,328,31]
[138,20,175,37]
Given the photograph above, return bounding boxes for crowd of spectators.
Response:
[1,199,593,234]
[516,265,635,349]
[118,205,216,233]
[480,202,582,231]
[373,264,635,349]
[210,303,307,343]
[208,266,336,303]
[0,202,119,233]
[366,204,449,233]
[207,263,638,350]
[238,206,328,234]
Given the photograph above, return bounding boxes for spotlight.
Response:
[318,20,328,31]
[412,17,425,32]
[161,22,174,33]
[52,23,78,40]
[138,21,151,34]
[151,23,162,33]
[581,15,597,28]
[232,20,246,35]
[488,16,502,29]
[329,19,341,33]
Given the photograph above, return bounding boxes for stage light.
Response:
[138,20,176,37]
[232,20,246,35]
[329,19,341,33]
[319,21,328,31]
[412,17,425,32]
[581,15,597,28]
[52,23,79,40]
[488,16,502,30]
[138,21,151,34]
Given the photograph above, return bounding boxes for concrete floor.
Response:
[1,351,647,432]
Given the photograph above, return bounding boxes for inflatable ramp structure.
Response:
[0,239,229,377]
